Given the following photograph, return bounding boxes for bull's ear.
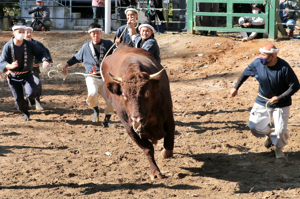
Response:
[106,82,122,95]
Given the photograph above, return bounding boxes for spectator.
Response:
[238,4,266,42]
[92,0,105,28]
[145,0,166,33]
[118,0,137,26]
[279,0,300,38]
[31,0,52,31]
[197,3,219,36]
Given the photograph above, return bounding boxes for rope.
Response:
[48,24,130,81]
[48,64,101,80]
[257,93,272,127]
[100,24,129,81]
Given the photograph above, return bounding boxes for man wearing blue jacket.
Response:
[62,23,115,127]
[230,43,299,159]
[0,24,50,120]
[25,26,52,110]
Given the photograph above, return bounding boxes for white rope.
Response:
[48,25,130,81]
[48,64,101,80]
[100,24,129,82]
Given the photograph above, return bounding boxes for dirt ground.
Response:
[1,30,300,199]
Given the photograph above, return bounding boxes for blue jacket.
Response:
[134,35,161,63]
[0,38,47,73]
[67,39,115,74]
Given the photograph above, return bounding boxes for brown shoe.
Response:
[289,31,294,38]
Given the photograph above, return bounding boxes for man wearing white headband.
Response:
[62,23,115,127]
[114,6,139,46]
[230,43,299,159]
[129,21,161,63]
[118,0,137,26]
[24,26,52,110]
[0,23,51,120]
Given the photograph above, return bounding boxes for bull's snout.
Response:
[131,116,144,133]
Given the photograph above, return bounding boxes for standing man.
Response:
[230,43,299,158]
[0,24,50,120]
[92,0,105,28]
[118,0,137,26]
[62,23,115,127]
[31,0,52,31]
[197,3,219,36]
[24,26,52,110]
[279,0,300,38]
[114,7,139,46]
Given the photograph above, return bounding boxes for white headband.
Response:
[88,28,102,33]
[12,25,27,31]
[139,24,155,33]
[259,48,280,54]
[125,8,138,14]
[26,27,34,31]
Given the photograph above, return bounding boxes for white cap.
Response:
[125,8,138,15]
[36,0,43,2]
[12,25,27,31]
[139,24,155,33]
[259,47,280,54]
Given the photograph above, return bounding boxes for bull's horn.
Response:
[149,69,165,80]
[108,72,122,83]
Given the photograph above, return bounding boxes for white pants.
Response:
[85,76,114,115]
[248,103,290,148]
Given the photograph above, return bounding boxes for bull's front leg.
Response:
[162,117,175,159]
[124,125,162,180]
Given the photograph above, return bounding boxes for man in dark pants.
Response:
[24,26,52,110]
[197,3,219,36]
[0,24,50,120]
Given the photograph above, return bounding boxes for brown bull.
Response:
[102,43,175,180]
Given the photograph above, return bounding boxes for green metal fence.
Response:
[187,0,283,39]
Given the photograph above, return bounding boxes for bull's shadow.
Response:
[180,150,300,193]
[174,108,251,134]
[0,144,68,157]
[0,182,200,195]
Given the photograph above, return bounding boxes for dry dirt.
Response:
[1,30,300,199]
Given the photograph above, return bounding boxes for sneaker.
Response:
[275,147,285,159]
[264,136,273,148]
[35,99,43,110]
[242,38,248,42]
[92,107,99,122]
[23,112,30,121]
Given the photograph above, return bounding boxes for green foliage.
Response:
[2,3,21,17]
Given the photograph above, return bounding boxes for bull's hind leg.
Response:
[161,117,175,159]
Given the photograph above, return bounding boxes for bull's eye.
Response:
[144,90,150,98]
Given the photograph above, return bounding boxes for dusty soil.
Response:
[1,30,300,199]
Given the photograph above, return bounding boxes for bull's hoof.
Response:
[161,149,173,159]
[150,171,163,180]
